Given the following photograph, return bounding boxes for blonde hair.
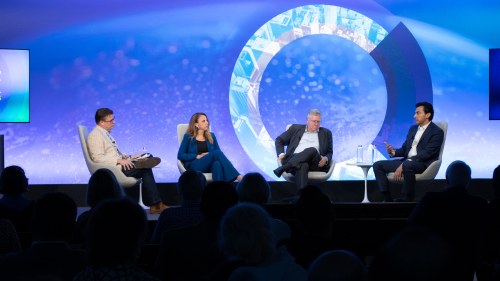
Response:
[187,112,213,144]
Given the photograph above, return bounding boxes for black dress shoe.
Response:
[273,167,285,178]
[134,157,161,169]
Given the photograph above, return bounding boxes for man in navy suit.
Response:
[373,102,444,202]
[273,109,333,191]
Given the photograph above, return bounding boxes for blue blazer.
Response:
[394,121,444,167]
[177,133,221,169]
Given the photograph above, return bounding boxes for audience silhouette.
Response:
[74,168,124,245]
[287,185,337,269]
[155,181,238,281]
[236,172,291,244]
[150,170,205,244]
[369,226,453,281]
[308,249,367,281]
[408,160,487,281]
[0,165,34,234]
[477,165,500,281]
[216,202,307,281]
[0,218,21,254]
[1,160,497,280]
[0,192,88,281]
[74,197,159,280]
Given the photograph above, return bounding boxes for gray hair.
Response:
[308,109,322,118]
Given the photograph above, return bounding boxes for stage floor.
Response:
[27,178,494,207]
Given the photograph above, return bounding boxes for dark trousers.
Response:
[123,168,161,206]
[282,147,326,191]
[189,150,239,182]
[372,159,427,198]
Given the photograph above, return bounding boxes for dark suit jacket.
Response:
[394,121,444,167]
[275,124,333,164]
[177,132,221,169]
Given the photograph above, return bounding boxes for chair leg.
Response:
[137,181,148,209]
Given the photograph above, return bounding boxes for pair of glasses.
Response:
[102,118,115,123]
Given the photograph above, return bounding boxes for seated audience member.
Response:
[408,160,487,281]
[0,165,34,233]
[308,249,367,281]
[0,218,21,254]
[477,165,500,281]
[236,172,291,244]
[74,198,159,281]
[217,203,307,281]
[369,226,453,281]
[74,168,124,245]
[178,112,242,182]
[150,170,205,244]
[155,181,238,281]
[287,185,337,269]
[0,192,88,281]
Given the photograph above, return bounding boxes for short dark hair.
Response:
[86,198,147,264]
[95,108,113,124]
[0,165,28,195]
[445,160,471,187]
[416,102,434,121]
[200,181,238,223]
[32,192,77,241]
[493,165,500,198]
[87,168,124,208]
[178,170,206,202]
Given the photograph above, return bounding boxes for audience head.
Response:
[86,198,147,265]
[308,250,367,281]
[200,181,238,224]
[369,226,452,281]
[445,160,471,188]
[87,168,124,208]
[178,170,206,202]
[415,101,434,121]
[295,185,333,237]
[0,165,29,195]
[236,172,271,205]
[32,192,77,241]
[220,202,275,265]
[493,165,500,198]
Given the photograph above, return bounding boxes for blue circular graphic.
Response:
[229,4,432,180]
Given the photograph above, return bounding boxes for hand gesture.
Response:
[384,141,395,155]
[318,156,327,168]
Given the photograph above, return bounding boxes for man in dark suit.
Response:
[373,101,444,202]
[408,160,487,281]
[273,109,333,191]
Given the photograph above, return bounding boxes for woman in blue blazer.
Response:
[178,113,242,182]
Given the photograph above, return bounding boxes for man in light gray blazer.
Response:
[87,108,167,214]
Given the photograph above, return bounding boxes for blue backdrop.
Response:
[1,0,499,184]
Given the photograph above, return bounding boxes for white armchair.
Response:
[176,124,213,182]
[387,121,448,189]
[77,125,146,208]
